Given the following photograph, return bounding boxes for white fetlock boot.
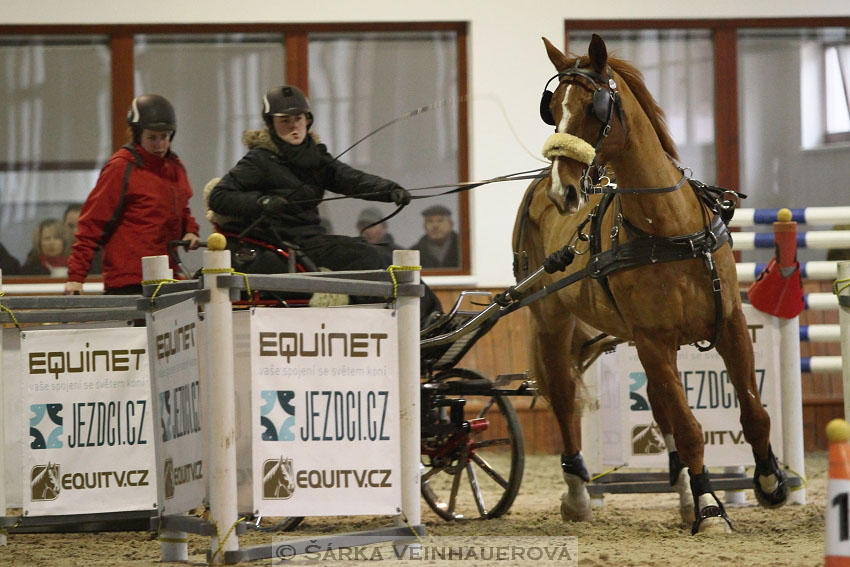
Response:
[560,471,592,522]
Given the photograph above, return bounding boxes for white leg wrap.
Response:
[560,472,592,522]
[694,492,732,535]
[674,467,695,524]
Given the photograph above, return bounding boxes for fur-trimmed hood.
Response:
[241,128,321,153]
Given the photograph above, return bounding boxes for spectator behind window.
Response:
[0,242,22,276]
[356,207,398,249]
[22,218,70,277]
[63,203,102,274]
[410,204,460,269]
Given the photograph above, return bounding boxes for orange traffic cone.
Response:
[748,208,804,318]
[826,418,850,567]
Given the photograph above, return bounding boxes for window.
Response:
[568,29,716,184]
[309,31,463,270]
[0,24,469,279]
[0,35,111,277]
[825,42,850,143]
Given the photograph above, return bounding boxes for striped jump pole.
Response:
[732,206,850,227]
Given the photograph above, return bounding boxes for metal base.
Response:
[587,471,803,495]
[226,524,427,564]
[150,514,249,537]
[1,510,156,534]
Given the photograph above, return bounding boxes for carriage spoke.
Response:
[470,452,510,489]
[447,457,465,516]
[476,398,496,419]
[422,464,444,482]
[466,461,488,517]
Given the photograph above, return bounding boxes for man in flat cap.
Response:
[411,204,460,268]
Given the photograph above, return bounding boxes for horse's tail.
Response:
[574,321,624,373]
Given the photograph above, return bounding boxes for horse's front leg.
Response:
[715,306,789,509]
[645,379,694,525]
[634,330,732,534]
[529,313,591,522]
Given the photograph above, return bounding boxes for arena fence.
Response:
[0,249,424,565]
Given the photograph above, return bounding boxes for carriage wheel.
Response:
[420,368,525,521]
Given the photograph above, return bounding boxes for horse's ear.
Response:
[588,34,608,73]
[542,37,569,71]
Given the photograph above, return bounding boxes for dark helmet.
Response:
[127,94,177,136]
[262,85,313,128]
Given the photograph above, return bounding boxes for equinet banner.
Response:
[249,307,402,517]
[22,327,157,516]
[146,299,204,515]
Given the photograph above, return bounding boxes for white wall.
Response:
[7,0,850,286]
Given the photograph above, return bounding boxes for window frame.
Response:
[0,22,471,279]
[564,17,850,196]
[824,41,850,144]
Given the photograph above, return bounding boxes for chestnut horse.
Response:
[513,34,788,534]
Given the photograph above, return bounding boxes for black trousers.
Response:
[232,233,443,321]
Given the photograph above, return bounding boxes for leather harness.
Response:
[507,175,739,352]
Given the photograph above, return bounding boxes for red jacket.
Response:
[68,145,199,289]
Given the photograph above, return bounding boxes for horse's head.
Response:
[539,34,630,214]
[540,35,681,212]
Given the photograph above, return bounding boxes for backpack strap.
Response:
[99,144,144,247]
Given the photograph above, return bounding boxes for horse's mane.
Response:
[568,54,679,161]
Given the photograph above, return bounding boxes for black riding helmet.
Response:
[263,85,313,129]
[127,94,177,140]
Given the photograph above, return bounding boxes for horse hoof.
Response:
[694,514,733,535]
[753,471,789,509]
[673,468,695,525]
[691,505,733,535]
[560,491,592,522]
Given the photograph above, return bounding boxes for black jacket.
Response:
[0,243,21,275]
[412,231,461,268]
[209,129,400,242]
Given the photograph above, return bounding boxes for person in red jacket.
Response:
[65,94,201,295]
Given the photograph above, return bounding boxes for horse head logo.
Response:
[164,458,175,500]
[262,457,295,499]
[631,423,666,455]
[31,462,61,501]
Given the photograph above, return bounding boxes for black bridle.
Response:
[540,62,629,195]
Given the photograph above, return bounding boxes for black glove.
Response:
[257,195,288,215]
[390,187,412,206]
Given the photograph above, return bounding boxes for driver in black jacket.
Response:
[209,85,441,318]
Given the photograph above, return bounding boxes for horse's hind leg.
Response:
[529,313,591,522]
[645,380,694,524]
[633,331,731,534]
[715,307,789,508]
